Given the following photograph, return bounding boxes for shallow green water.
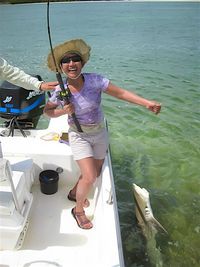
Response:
[0,2,200,266]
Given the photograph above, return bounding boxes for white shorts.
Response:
[68,125,109,161]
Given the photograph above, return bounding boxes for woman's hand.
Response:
[146,101,161,114]
[63,103,75,115]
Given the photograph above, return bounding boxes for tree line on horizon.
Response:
[0,0,107,4]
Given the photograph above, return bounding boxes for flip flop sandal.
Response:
[67,190,76,202]
[71,208,93,230]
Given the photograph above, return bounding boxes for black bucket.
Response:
[39,170,59,195]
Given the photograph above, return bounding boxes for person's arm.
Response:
[39,81,59,91]
[0,57,58,91]
[105,82,161,114]
[43,101,74,118]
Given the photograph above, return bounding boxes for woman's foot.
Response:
[68,190,90,208]
[71,208,93,229]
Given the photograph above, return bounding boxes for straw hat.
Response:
[47,39,91,72]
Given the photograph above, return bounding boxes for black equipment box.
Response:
[0,75,45,121]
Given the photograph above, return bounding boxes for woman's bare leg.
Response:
[72,157,104,229]
[70,158,104,205]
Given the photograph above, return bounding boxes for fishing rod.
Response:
[46,0,83,132]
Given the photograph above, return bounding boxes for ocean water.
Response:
[0,2,200,267]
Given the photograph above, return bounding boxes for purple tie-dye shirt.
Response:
[48,73,109,125]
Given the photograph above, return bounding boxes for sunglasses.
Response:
[61,55,82,64]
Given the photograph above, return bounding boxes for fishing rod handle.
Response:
[55,73,83,132]
[71,113,83,132]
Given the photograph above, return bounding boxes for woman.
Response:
[44,39,161,230]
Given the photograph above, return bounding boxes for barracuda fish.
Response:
[133,183,168,267]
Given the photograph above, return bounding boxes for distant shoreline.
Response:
[1,0,200,5]
[0,0,70,4]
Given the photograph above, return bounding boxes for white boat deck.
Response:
[0,171,120,267]
[0,116,124,267]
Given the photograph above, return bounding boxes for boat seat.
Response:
[0,169,31,216]
[0,159,33,250]
[0,191,15,215]
[5,157,35,192]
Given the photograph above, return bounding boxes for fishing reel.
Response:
[56,88,71,102]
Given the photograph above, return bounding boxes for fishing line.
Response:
[46,0,83,132]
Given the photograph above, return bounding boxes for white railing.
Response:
[0,141,3,158]
[0,145,21,213]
